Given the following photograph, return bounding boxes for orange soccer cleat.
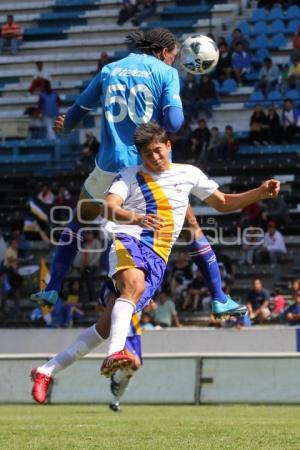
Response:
[100,349,135,378]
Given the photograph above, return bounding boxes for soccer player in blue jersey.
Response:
[32,28,242,319]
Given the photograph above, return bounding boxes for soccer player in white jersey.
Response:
[31,28,246,320]
[31,123,280,402]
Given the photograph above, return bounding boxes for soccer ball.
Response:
[179,35,219,75]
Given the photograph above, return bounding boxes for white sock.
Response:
[112,368,134,402]
[107,298,135,356]
[38,325,105,377]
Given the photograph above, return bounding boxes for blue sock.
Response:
[188,236,227,303]
[46,219,82,293]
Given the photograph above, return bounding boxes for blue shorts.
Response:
[125,335,142,363]
[108,233,166,313]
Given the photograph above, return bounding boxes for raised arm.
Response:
[205,179,280,213]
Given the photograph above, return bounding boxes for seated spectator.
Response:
[292,27,300,60]
[255,221,287,265]
[265,105,282,143]
[73,230,102,304]
[231,42,251,87]
[82,132,99,157]
[117,0,137,25]
[169,120,192,162]
[230,28,250,53]
[290,279,300,302]
[2,239,22,318]
[284,291,300,326]
[287,57,300,91]
[38,183,55,205]
[0,14,22,56]
[270,288,286,320]
[218,125,239,160]
[170,252,193,301]
[279,64,289,95]
[207,126,222,161]
[214,42,233,83]
[132,0,156,26]
[29,62,52,95]
[181,270,208,311]
[239,225,263,265]
[249,104,268,144]
[189,119,211,162]
[96,51,110,73]
[256,58,279,95]
[260,193,290,228]
[239,203,262,229]
[54,185,71,208]
[140,312,155,329]
[181,73,199,121]
[196,74,217,119]
[152,291,181,327]
[281,99,300,142]
[246,278,270,324]
[38,80,61,140]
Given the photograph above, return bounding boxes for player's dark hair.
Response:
[134,122,169,153]
[125,28,177,54]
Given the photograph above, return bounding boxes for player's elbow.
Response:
[162,106,184,132]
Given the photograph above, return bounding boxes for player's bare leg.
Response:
[182,204,247,318]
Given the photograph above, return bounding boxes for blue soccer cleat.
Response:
[212,296,247,318]
[30,290,58,307]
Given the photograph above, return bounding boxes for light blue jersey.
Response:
[76,53,182,172]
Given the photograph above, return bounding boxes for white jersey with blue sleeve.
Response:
[76,53,182,173]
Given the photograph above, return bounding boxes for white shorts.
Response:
[82,165,116,204]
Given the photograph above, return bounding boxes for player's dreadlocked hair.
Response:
[134,122,169,153]
[125,28,177,54]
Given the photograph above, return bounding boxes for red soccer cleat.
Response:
[100,349,135,378]
[30,368,53,404]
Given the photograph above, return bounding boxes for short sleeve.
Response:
[106,173,130,202]
[161,68,182,110]
[190,166,219,201]
[76,71,103,110]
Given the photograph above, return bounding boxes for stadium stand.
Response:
[0,0,300,329]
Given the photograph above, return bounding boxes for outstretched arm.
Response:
[205,179,281,213]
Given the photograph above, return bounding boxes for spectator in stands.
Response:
[219,125,239,160]
[117,0,137,25]
[169,120,192,163]
[140,312,155,329]
[265,105,282,144]
[2,238,22,318]
[260,193,290,228]
[73,230,102,304]
[0,14,22,56]
[239,225,264,265]
[292,27,300,58]
[214,42,233,83]
[279,64,289,95]
[82,131,99,157]
[256,58,279,95]
[96,51,110,73]
[270,288,286,320]
[196,74,217,119]
[229,28,250,53]
[189,118,211,162]
[281,99,300,142]
[29,62,52,95]
[181,270,208,311]
[246,278,270,324]
[255,221,287,265]
[290,279,300,301]
[152,291,181,327]
[284,290,300,326]
[38,80,61,140]
[249,104,268,144]
[231,42,251,87]
[54,185,71,208]
[60,279,85,327]
[239,203,262,229]
[37,184,55,205]
[132,0,156,26]
[207,126,222,161]
[181,73,199,121]
[287,57,300,91]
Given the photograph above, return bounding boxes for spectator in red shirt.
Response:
[0,14,22,55]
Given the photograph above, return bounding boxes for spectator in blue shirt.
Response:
[246,278,270,324]
[232,42,251,87]
[285,291,300,326]
[38,80,61,140]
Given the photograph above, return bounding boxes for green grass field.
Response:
[0,404,299,450]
